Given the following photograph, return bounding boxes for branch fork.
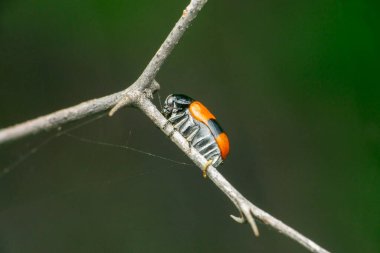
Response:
[108,80,160,116]
[230,202,260,237]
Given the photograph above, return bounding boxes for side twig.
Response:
[0,91,125,144]
[0,1,330,253]
[109,0,208,116]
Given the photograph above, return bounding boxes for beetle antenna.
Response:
[157,91,163,110]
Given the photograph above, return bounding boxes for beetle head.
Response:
[162,94,194,118]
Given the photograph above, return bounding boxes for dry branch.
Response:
[0,1,330,253]
[0,90,124,144]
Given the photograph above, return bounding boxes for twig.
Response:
[109,0,209,116]
[0,90,124,144]
[0,1,330,252]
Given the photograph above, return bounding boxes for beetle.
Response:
[162,94,229,177]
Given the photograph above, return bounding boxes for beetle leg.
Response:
[168,110,186,123]
[202,160,213,178]
[186,125,200,142]
[198,142,214,153]
[173,115,188,129]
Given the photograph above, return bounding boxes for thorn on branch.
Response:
[231,204,260,237]
[230,213,245,224]
[108,94,133,117]
[109,80,160,117]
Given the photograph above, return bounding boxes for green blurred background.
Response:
[0,0,379,252]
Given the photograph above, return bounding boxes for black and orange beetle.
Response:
[162,94,229,176]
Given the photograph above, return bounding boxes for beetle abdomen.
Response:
[167,108,222,166]
[163,94,229,167]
